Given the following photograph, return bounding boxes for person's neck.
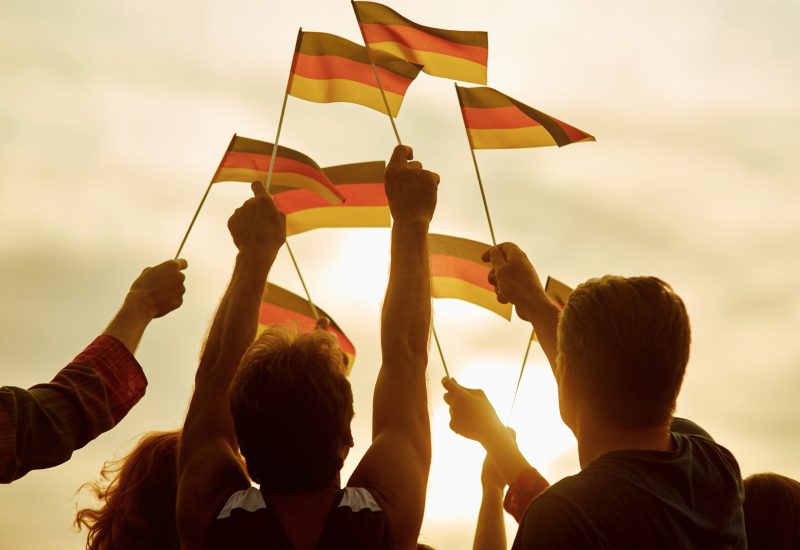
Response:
[573,410,672,469]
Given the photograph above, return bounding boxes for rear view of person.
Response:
[177,145,439,550]
[75,430,181,550]
[743,472,800,550]
[445,243,746,549]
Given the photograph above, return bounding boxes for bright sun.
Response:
[424,352,577,523]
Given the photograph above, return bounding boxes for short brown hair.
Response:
[557,276,690,427]
[230,326,354,491]
[744,473,800,550]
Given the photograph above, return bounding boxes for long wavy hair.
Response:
[75,430,181,550]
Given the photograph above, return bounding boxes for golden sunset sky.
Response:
[1,0,799,548]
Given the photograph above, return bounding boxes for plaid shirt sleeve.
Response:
[0,335,147,483]
[504,466,551,523]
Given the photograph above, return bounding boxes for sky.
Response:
[1,0,799,547]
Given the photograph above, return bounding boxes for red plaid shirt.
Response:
[0,335,147,483]
[504,466,551,522]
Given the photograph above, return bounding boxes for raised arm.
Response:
[177,182,285,549]
[0,259,186,483]
[349,145,439,549]
[483,243,561,375]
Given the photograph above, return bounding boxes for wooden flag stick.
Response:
[351,1,402,146]
[455,84,497,246]
[174,134,236,259]
[507,328,535,423]
[432,323,451,378]
[266,28,304,193]
[285,240,320,320]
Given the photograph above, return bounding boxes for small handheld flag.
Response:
[213,135,345,204]
[456,85,595,149]
[289,31,422,117]
[353,1,488,84]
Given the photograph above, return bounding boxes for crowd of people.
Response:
[2,145,798,549]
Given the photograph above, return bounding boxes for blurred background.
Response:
[1,0,798,547]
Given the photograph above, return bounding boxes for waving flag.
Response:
[456,85,595,149]
[272,161,389,236]
[428,234,511,320]
[212,135,344,204]
[259,283,356,375]
[353,1,488,84]
[289,31,422,117]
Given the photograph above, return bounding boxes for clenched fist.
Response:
[228,181,286,258]
[482,243,544,322]
[127,259,188,319]
[384,145,439,224]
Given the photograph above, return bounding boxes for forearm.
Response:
[474,485,507,550]
[517,291,561,375]
[381,220,431,363]
[102,298,154,355]
[196,250,274,388]
[482,425,533,486]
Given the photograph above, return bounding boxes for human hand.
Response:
[442,377,504,446]
[384,145,439,224]
[126,259,188,319]
[481,243,545,322]
[227,181,286,258]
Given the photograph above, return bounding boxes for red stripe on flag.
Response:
[293,53,412,96]
[361,23,488,65]
[430,255,494,291]
[461,106,541,130]
[274,183,387,215]
[223,152,330,187]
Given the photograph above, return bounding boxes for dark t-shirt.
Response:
[511,419,746,549]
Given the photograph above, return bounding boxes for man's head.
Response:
[556,276,690,429]
[229,326,354,492]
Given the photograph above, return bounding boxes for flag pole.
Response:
[285,240,320,320]
[507,332,534,423]
[351,1,402,145]
[265,28,303,192]
[455,83,496,246]
[174,134,236,259]
[432,323,451,378]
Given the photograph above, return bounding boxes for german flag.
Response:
[211,135,344,204]
[456,85,595,149]
[428,234,512,320]
[353,1,488,85]
[289,31,422,117]
[271,161,389,236]
[259,283,356,375]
